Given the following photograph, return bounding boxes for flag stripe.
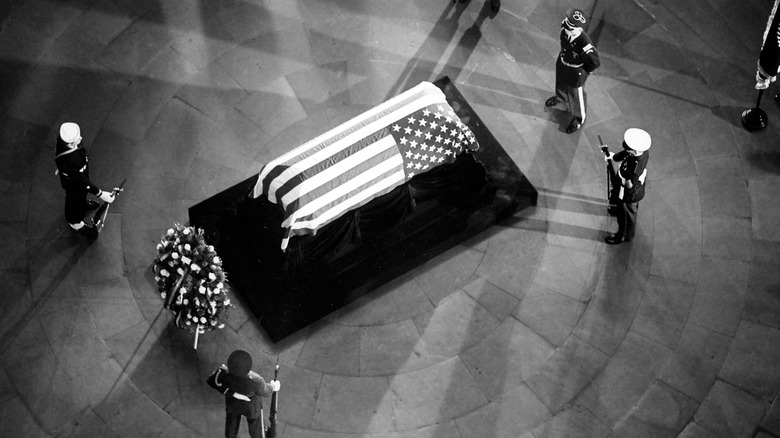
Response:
[280,133,397,209]
[289,166,407,231]
[263,92,443,202]
[283,152,405,228]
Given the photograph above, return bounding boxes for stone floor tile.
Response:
[460,318,555,401]
[676,420,717,438]
[413,245,483,305]
[719,321,780,402]
[296,322,361,375]
[631,275,695,349]
[412,290,499,357]
[7,351,87,433]
[525,335,610,413]
[390,357,487,430]
[476,227,546,299]
[234,79,308,139]
[571,268,645,355]
[749,176,780,242]
[695,155,750,219]
[679,110,739,161]
[104,393,172,438]
[359,320,441,376]
[514,282,586,347]
[743,262,780,329]
[702,215,752,261]
[688,256,749,337]
[454,384,551,437]
[462,275,520,321]
[0,269,33,341]
[576,332,672,427]
[95,19,173,74]
[534,244,602,301]
[761,394,780,437]
[53,406,119,438]
[311,374,394,434]
[286,61,354,115]
[694,380,766,438]
[271,364,323,429]
[658,323,731,402]
[0,396,49,438]
[611,381,698,438]
[531,402,610,438]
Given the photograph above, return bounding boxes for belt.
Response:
[560,57,583,68]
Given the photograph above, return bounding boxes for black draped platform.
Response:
[189,77,537,342]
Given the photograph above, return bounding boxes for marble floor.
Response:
[2,0,780,437]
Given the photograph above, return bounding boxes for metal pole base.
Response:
[742,107,768,131]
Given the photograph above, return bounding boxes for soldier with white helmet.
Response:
[603,128,651,244]
[545,8,601,134]
[54,122,115,236]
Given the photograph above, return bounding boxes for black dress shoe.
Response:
[604,234,624,245]
[607,207,617,216]
[566,119,582,134]
[490,0,500,12]
[545,96,560,107]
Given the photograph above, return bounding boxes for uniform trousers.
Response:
[64,188,91,225]
[554,76,587,123]
[225,410,264,438]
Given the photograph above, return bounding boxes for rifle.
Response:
[266,357,280,438]
[92,179,127,234]
[597,134,618,212]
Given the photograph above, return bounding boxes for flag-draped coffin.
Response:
[252,81,479,251]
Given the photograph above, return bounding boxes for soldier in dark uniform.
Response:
[603,128,651,244]
[545,8,601,134]
[454,0,500,13]
[207,349,281,438]
[54,122,115,236]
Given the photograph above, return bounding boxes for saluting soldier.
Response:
[54,122,114,236]
[545,8,601,134]
[603,128,651,245]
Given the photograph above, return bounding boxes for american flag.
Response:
[758,0,780,83]
[252,81,479,251]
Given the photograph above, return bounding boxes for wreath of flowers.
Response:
[153,224,233,332]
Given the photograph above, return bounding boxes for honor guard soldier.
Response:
[545,8,601,134]
[207,350,281,438]
[603,128,651,244]
[54,122,115,236]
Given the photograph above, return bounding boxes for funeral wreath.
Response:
[153,224,232,333]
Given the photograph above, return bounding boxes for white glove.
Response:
[98,190,115,203]
[604,151,614,162]
[270,380,281,392]
[232,392,250,401]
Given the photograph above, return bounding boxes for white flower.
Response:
[209,272,216,281]
[218,323,225,329]
[199,286,206,294]
[183,228,191,235]
[186,320,192,325]
[183,299,189,305]
[160,269,169,277]
[156,243,162,251]
[213,256,221,264]
[184,243,191,251]
[208,245,214,252]
[167,228,174,236]
[177,268,184,276]
[191,264,200,272]
[224,299,231,306]
[216,282,224,289]
[160,292,167,299]
[171,252,179,259]
[180,287,187,295]
[154,276,160,282]
[211,320,217,326]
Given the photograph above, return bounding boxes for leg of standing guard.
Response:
[569,85,586,123]
[616,200,628,240]
[225,412,241,438]
[624,202,639,241]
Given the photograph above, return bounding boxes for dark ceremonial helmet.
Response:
[563,8,588,28]
[227,349,253,375]
[623,128,652,152]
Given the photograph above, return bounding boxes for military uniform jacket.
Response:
[556,29,601,87]
[207,368,274,418]
[614,150,650,203]
[55,138,100,196]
